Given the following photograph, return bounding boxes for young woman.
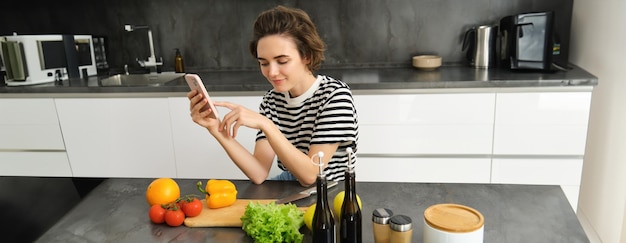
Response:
[188,5,359,186]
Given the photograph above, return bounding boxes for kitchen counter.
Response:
[37,178,589,243]
[1,65,597,97]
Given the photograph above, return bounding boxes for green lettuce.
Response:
[241,201,304,243]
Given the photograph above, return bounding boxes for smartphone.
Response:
[185,74,220,121]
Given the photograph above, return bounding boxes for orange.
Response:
[146,178,180,206]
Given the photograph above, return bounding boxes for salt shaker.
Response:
[372,208,394,243]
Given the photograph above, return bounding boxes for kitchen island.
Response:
[37,178,589,243]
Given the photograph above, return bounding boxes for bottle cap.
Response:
[372,208,394,224]
[311,151,325,175]
[389,215,412,232]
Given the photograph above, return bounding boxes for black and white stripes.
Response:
[256,75,359,181]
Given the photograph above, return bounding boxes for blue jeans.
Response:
[271,170,297,181]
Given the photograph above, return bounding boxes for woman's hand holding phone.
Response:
[186,74,220,122]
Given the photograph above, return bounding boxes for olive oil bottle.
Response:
[174,48,184,73]
[312,152,336,243]
[339,147,362,242]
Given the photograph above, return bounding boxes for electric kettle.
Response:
[462,25,498,69]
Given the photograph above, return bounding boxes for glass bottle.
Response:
[174,48,184,73]
[312,152,336,243]
[340,147,361,242]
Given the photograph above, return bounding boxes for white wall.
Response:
[570,0,626,242]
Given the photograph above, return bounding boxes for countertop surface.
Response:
[1,65,597,97]
[37,178,589,243]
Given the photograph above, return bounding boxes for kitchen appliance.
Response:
[0,55,5,86]
[463,25,498,68]
[499,11,558,71]
[462,25,498,69]
[92,35,110,75]
[0,34,97,86]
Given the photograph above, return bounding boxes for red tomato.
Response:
[164,208,185,227]
[181,197,203,217]
[148,204,167,224]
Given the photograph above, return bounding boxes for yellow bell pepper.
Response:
[197,179,237,209]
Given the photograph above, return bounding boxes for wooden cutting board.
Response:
[184,199,307,227]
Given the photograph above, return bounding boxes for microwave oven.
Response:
[0,34,97,86]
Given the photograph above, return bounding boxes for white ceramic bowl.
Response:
[412,55,442,70]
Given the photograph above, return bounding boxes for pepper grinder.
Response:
[389,215,413,243]
[372,208,394,243]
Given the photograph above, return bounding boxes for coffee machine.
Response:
[499,11,560,71]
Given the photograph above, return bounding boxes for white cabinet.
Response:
[0,152,71,176]
[168,96,282,179]
[353,93,495,183]
[492,91,592,211]
[2,89,591,210]
[354,93,495,155]
[352,91,592,211]
[358,158,491,183]
[493,92,592,155]
[491,158,584,185]
[0,98,71,177]
[55,98,176,178]
[0,98,65,150]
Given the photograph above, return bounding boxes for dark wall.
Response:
[0,0,572,72]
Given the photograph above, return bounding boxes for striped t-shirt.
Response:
[256,75,359,181]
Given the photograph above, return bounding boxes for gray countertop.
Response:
[37,178,589,243]
[1,65,597,97]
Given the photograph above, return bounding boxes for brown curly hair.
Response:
[249,5,326,72]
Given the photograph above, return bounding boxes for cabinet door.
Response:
[354,93,495,155]
[0,98,71,177]
[55,98,176,178]
[0,152,71,177]
[357,157,491,183]
[0,98,65,150]
[493,92,592,155]
[169,96,282,179]
[491,158,583,186]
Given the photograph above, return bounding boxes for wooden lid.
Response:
[424,203,484,233]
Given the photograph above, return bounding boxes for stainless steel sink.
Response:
[99,73,185,86]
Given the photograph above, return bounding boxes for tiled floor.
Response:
[0,177,103,242]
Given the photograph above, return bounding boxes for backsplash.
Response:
[0,0,572,72]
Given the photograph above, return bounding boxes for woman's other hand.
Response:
[215,101,269,138]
